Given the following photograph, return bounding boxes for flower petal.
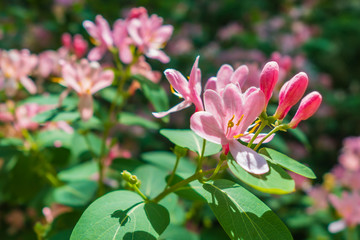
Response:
[216,64,234,92]
[164,69,189,97]
[20,77,37,94]
[91,70,114,94]
[240,133,275,144]
[152,100,192,118]
[190,111,226,145]
[229,140,269,174]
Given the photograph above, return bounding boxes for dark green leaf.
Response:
[110,158,143,172]
[70,191,170,240]
[201,179,293,240]
[259,148,316,179]
[133,165,168,198]
[165,173,206,202]
[228,159,295,194]
[98,87,123,106]
[160,129,222,156]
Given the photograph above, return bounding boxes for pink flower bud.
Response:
[61,33,72,49]
[274,72,309,119]
[259,61,279,108]
[73,34,88,58]
[289,91,322,129]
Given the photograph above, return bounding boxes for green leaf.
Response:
[20,94,77,106]
[160,129,222,157]
[166,173,206,202]
[259,148,316,179]
[133,165,168,198]
[228,159,295,194]
[160,224,199,240]
[98,87,123,106]
[58,161,98,182]
[201,179,293,240]
[141,151,196,173]
[70,190,170,240]
[32,108,80,123]
[119,112,160,129]
[36,130,73,148]
[132,74,169,123]
[53,180,97,207]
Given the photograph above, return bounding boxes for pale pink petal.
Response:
[90,70,114,94]
[56,121,74,134]
[88,46,107,61]
[78,94,93,122]
[240,133,275,144]
[216,64,234,91]
[205,77,217,91]
[119,45,133,64]
[127,19,143,45]
[328,220,346,233]
[222,84,243,119]
[153,25,174,43]
[146,49,170,63]
[95,15,113,47]
[231,65,248,88]
[20,77,37,94]
[62,64,81,93]
[164,69,190,97]
[229,140,269,174]
[83,20,98,38]
[152,100,192,118]
[204,89,225,124]
[190,111,227,145]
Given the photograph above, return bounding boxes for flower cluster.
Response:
[154,57,322,174]
[83,7,173,63]
[307,136,360,233]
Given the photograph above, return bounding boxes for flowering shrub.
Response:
[0,3,333,240]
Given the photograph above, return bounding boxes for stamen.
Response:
[227,115,235,128]
[170,85,183,98]
[236,114,244,126]
[233,133,244,138]
[248,122,260,134]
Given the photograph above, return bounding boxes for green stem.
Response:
[202,159,226,182]
[253,125,285,151]
[165,154,181,189]
[247,120,268,147]
[133,185,149,201]
[152,166,228,203]
[196,139,207,173]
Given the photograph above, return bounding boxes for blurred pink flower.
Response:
[191,84,270,174]
[0,49,38,96]
[37,50,60,78]
[83,15,113,61]
[61,59,114,121]
[217,22,243,41]
[130,56,161,83]
[307,185,328,214]
[288,171,311,190]
[112,19,133,64]
[127,8,173,63]
[329,192,360,228]
[42,203,72,223]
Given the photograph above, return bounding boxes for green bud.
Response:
[129,175,138,185]
[173,145,188,157]
[121,170,132,182]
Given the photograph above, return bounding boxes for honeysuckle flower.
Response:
[153,56,203,118]
[288,91,322,128]
[190,84,270,174]
[37,50,60,78]
[131,56,161,83]
[328,192,360,230]
[259,61,279,109]
[306,185,329,214]
[127,8,173,63]
[274,72,309,120]
[83,15,113,61]
[113,19,133,64]
[339,137,360,171]
[61,59,114,121]
[0,49,38,96]
[205,64,249,94]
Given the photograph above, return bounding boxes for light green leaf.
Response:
[159,224,199,240]
[166,173,206,202]
[70,190,170,240]
[58,161,98,182]
[201,179,293,240]
[36,130,72,148]
[110,158,143,172]
[53,180,97,207]
[32,108,80,123]
[141,151,196,173]
[98,87,123,106]
[133,165,168,198]
[259,148,316,179]
[119,112,160,129]
[160,129,222,157]
[228,159,295,194]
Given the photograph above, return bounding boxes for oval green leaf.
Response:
[259,148,316,179]
[202,179,293,240]
[160,129,222,157]
[53,180,97,207]
[71,191,170,240]
[228,159,295,194]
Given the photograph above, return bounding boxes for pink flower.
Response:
[83,15,113,61]
[0,49,38,96]
[289,91,322,128]
[61,33,88,59]
[274,72,309,120]
[153,56,203,118]
[127,8,173,63]
[37,50,59,78]
[259,61,279,109]
[113,19,133,64]
[306,185,329,214]
[61,59,114,121]
[205,64,249,95]
[329,192,360,228]
[130,56,161,83]
[190,84,269,174]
